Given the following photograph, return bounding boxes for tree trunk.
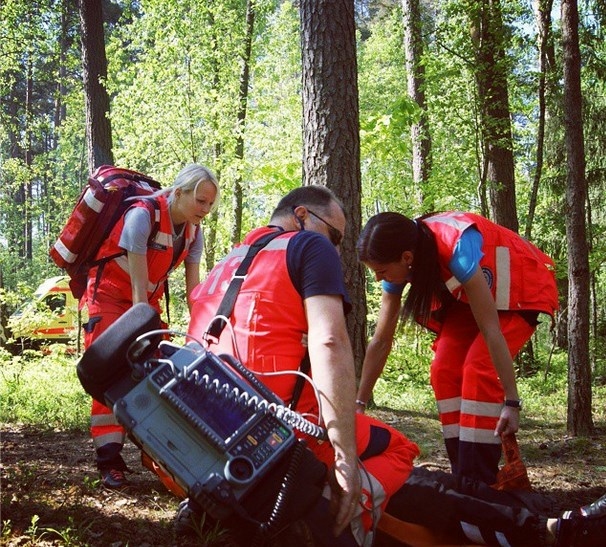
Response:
[402,0,432,209]
[0,266,10,348]
[24,57,33,261]
[54,0,68,147]
[231,0,255,246]
[561,0,593,435]
[299,0,366,373]
[526,0,554,239]
[203,8,222,273]
[79,0,113,171]
[470,0,518,231]
[5,68,24,275]
[556,276,568,350]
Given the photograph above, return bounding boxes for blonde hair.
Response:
[164,164,220,212]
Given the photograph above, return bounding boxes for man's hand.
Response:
[304,294,361,536]
[329,457,362,537]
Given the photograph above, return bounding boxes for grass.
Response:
[0,344,90,431]
[1,340,604,435]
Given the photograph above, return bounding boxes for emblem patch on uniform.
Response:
[482,266,494,289]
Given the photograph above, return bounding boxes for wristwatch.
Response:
[504,399,523,410]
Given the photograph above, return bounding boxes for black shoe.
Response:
[581,493,606,518]
[555,511,606,547]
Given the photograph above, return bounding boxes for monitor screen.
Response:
[167,354,257,444]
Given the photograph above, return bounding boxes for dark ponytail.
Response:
[401,220,442,326]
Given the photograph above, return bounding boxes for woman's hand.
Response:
[495,405,520,436]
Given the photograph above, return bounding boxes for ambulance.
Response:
[8,276,82,345]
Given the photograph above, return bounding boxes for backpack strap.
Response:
[163,217,202,325]
[289,351,310,411]
[207,229,309,411]
[90,199,161,304]
[207,230,286,339]
[163,279,170,325]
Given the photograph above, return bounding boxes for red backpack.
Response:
[50,165,162,300]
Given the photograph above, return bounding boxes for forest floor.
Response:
[1,407,605,546]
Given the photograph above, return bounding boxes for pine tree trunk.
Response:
[470,0,518,231]
[299,0,367,372]
[231,0,255,246]
[402,0,432,209]
[79,0,113,171]
[561,0,593,435]
[526,0,554,239]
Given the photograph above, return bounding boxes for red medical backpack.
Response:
[50,165,162,299]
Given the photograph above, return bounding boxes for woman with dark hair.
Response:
[355,211,558,484]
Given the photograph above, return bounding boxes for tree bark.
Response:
[561,0,593,435]
[79,0,113,171]
[526,0,554,239]
[470,0,518,231]
[24,57,33,261]
[54,0,75,147]
[402,0,432,209]
[231,0,255,246]
[299,0,366,373]
[202,7,222,274]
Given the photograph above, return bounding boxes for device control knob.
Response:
[224,456,255,485]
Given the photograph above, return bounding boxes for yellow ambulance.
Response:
[9,276,83,345]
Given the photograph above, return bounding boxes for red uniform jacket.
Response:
[421,212,559,331]
[188,227,314,412]
[87,194,197,307]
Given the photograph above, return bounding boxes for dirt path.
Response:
[1,411,605,546]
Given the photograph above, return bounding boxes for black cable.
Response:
[250,441,305,546]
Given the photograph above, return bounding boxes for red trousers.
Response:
[307,413,419,545]
[85,303,130,458]
[84,292,162,466]
[430,302,535,483]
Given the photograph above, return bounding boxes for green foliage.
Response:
[245,0,303,214]
[2,0,606,418]
[372,330,606,428]
[107,1,240,171]
[0,0,85,289]
[0,514,90,547]
[8,296,62,340]
[372,341,436,413]
[358,5,414,215]
[188,512,230,545]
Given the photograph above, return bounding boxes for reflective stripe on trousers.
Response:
[91,398,125,449]
[430,302,535,483]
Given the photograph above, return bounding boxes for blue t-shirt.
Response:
[382,227,483,295]
[284,230,351,313]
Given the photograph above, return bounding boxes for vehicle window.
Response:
[45,294,66,314]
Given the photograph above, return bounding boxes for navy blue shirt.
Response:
[283,230,352,313]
